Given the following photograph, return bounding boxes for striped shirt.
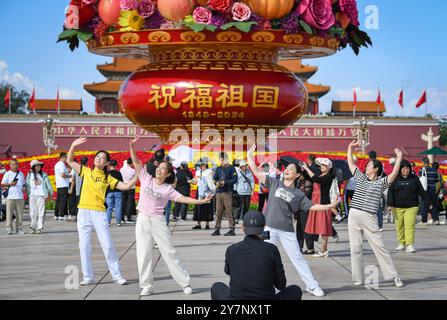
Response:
[350,168,390,214]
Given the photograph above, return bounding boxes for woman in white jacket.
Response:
[192,161,216,230]
[26,160,54,234]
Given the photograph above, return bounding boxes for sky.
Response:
[0,0,446,117]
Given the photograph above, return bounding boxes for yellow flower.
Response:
[184,15,194,24]
[119,10,144,32]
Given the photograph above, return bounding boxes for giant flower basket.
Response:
[60,0,371,141]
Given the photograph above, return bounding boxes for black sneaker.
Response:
[192,225,202,230]
[224,230,236,236]
[205,225,210,230]
[211,230,221,236]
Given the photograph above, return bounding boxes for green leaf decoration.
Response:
[299,20,314,35]
[58,29,78,41]
[220,21,257,32]
[77,30,93,42]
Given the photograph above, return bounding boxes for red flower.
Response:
[208,0,233,12]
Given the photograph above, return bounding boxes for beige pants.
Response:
[136,214,190,290]
[348,208,399,282]
[6,199,24,232]
[215,192,235,230]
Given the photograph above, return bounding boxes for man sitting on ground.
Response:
[211,210,302,300]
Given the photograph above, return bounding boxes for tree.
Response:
[0,82,30,114]
[440,125,447,146]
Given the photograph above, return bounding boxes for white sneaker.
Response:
[434,220,440,226]
[114,278,127,285]
[16,229,26,235]
[54,216,59,221]
[394,277,404,287]
[354,281,363,286]
[312,251,329,258]
[306,286,325,297]
[379,228,384,232]
[59,216,67,221]
[140,287,154,296]
[333,235,339,243]
[406,245,416,253]
[395,244,406,251]
[183,286,193,295]
[80,280,95,286]
[428,219,434,225]
[418,221,428,226]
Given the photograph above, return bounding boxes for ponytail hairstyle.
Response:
[95,150,111,181]
[152,161,176,185]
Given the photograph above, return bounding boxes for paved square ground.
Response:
[1,212,446,300]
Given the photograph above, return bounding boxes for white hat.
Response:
[30,160,44,168]
[239,160,248,167]
[315,158,333,169]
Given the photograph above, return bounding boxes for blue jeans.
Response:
[164,200,171,226]
[106,192,123,224]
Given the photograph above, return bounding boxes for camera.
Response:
[261,230,270,240]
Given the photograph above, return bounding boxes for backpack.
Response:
[419,167,428,191]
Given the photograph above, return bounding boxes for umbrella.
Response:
[168,145,197,168]
[418,147,447,156]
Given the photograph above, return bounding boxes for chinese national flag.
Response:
[29,88,35,111]
[416,90,427,108]
[398,90,404,108]
[353,88,357,107]
[4,87,11,109]
[376,90,382,106]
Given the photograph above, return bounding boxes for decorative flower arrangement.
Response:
[59,0,371,54]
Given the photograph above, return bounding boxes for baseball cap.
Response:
[243,211,266,236]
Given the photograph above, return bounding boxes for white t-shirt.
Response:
[54,161,70,188]
[1,171,25,200]
[29,173,45,197]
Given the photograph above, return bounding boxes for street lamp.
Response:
[353,117,374,154]
[40,115,59,155]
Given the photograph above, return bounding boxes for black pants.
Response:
[174,202,189,220]
[55,187,69,218]
[235,195,251,221]
[211,282,302,301]
[68,192,77,216]
[121,189,136,221]
[258,193,269,212]
[295,211,316,251]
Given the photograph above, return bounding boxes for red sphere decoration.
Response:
[98,0,122,27]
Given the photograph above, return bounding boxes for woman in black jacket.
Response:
[387,160,430,253]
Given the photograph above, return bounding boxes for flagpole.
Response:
[353,87,356,118]
[401,87,404,118]
[425,87,428,117]
[8,87,11,115]
[57,84,60,116]
[377,87,380,118]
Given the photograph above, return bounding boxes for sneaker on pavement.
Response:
[114,278,127,285]
[140,287,154,296]
[395,244,406,251]
[192,225,202,230]
[80,280,95,286]
[54,216,59,221]
[354,281,363,286]
[306,287,325,297]
[434,220,440,226]
[379,228,384,232]
[59,216,67,221]
[36,229,42,235]
[224,230,236,236]
[183,286,193,295]
[394,277,404,287]
[16,229,26,235]
[125,220,136,224]
[30,229,36,235]
[117,224,122,227]
[428,219,434,225]
[211,230,221,236]
[333,235,339,243]
[406,245,416,253]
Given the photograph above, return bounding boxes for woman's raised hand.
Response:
[71,137,87,147]
[130,136,141,146]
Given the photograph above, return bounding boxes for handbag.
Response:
[419,167,428,191]
[2,172,19,198]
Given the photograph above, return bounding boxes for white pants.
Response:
[136,214,190,289]
[265,226,320,290]
[29,196,45,230]
[77,209,123,282]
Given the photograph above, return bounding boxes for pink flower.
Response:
[120,0,139,10]
[296,0,335,30]
[338,0,359,27]
[231,2,251,22]
[193,7,212,24]
[138,0,155,18]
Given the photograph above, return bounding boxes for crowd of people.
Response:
[1,138,446,300]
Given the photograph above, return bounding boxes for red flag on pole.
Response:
[398,89,404,108]
[29,87,35,112]
[376,90,381,105]
[4,87,11,112]
[416,90,427,108]
[353,87,357,117]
